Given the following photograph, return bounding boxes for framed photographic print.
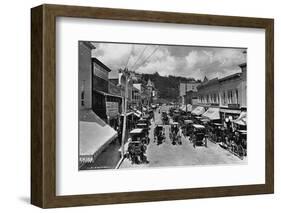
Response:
[31,4,274,208]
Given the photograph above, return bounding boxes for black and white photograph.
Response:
[78,41,247,170]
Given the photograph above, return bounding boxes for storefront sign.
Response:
[228,104,240,109]
[220,108,241,114]
[106,102,119,117]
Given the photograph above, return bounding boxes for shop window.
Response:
[81,80,85,106]
[81,91,85,106]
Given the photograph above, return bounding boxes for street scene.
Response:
[78,41,247,170]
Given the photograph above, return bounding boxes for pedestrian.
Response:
[177,128,182,145]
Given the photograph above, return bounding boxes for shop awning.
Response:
[79,111,117,162]
[180,104,192,112]
[191,106,205,116]
[121,111,133,116]
[136,110,142,114]
[93,89,123,99]
[187,104,193,112]
[233,111,247,126]
[133,112,141,117]
[202,107,220,120]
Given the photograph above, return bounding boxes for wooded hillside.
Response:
[141,72,201,102]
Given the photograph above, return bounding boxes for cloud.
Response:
[90,41,246,80]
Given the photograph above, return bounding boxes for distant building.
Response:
[197,78,220,106]
[146,78,157,104]
[130,71,143,83]
[131,86,141,107]
[133,83,150,106]
[179,82,200,105]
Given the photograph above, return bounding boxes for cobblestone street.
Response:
[120,106,246,169]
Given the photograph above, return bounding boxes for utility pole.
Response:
[121,69,130,157]
[185,94,188,114]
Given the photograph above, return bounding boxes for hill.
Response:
[140,72,200,102]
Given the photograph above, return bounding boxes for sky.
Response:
[90,42,246,81]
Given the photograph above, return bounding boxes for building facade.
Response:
[131,86,141,107]
[146,79,158,104]
[78,42,120,168]
[179,82,200,106]
[196,63,247,122]
[79,41,95,110]
[91,58,123,125]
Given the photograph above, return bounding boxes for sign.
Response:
[220,108,241,114]
[106,102,119,117]
[228,104,240,109]
[93,63,108,80]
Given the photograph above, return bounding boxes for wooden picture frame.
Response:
[31,4,274,208]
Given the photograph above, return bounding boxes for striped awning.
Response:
[191,106,205,116]
[79,111,117,163]
[202,107,220,120]
[232,112,247,126]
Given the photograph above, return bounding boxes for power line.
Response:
[125,45,134,69]
[130,46,148,71]
[134,46,160,71]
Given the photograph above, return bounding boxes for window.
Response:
[235,89,239,104]
[81,80,85,106]
[81,91,85,106]
[223,91,227,105]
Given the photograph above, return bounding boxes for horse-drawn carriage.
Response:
[135,123,150,139]
[208,123,224,143]
[139,117,151,126]
[190,124,207,147]
[125,128,149,164]
[169,122,182,145]
[154,124,165,145]
[182,119,194,137]
[229,130,247,159]
[136,117,150,132]
[161,111,169,125]
[172,111,180,123]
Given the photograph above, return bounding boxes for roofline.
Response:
[197,78,219,89]
[239,62,247,68]
[80,41,96,50]
[219,72,241,82]
[92,57,111,72]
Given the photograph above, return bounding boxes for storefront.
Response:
[219,106,245,131]
[191,106,205,116]
[202,107,220,121]
[93,89,123,126]
[232,111,247,130]
[79,110,118,168]
[180,104,192,112]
